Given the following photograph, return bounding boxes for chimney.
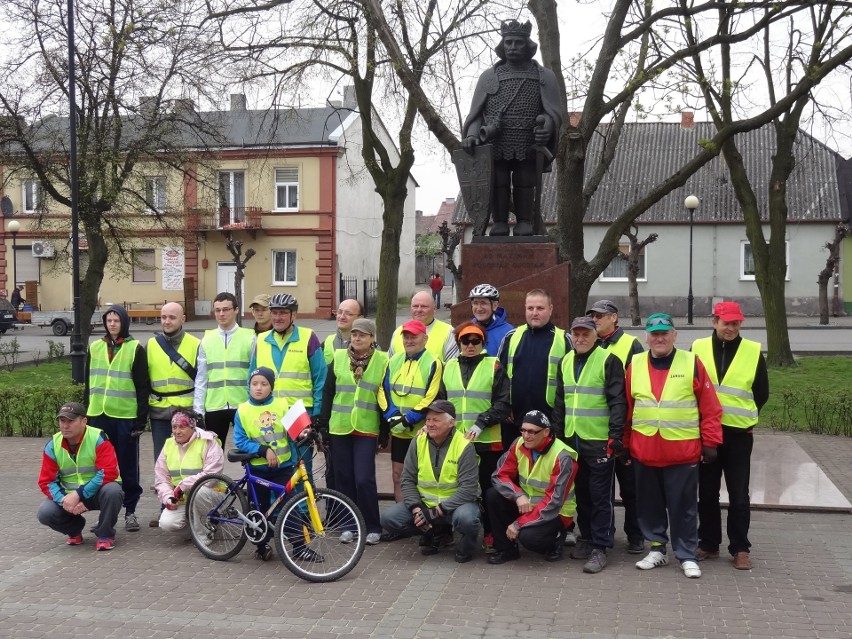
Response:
[416,209,423,218]
[230,94,247,111]
[343,85,357,109]
[173,98,195,114]
[681,111,695,129]
[569,111,582,127]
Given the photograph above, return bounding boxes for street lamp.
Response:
[8,220,20,290]
[684,195,700,325]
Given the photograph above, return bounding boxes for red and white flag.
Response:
[280,400,312,440]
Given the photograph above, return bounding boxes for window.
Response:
[272,250,297,285]
[144,176,166,213]
[600,244,646,281]
[15,247,40,284]
[22,179,40,213]
[132,249,156,283]
[274,167,299,211]
[740,241,789,281]
[218,170,246,226]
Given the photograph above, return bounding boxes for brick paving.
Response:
[3,431,852,638]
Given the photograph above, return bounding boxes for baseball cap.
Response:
[57,402,86,420]
[522,410,551,430]
[586,299,618,315]
[249,293,271,309]
[570,316,597,332]
[456,322,486,341]
[645,313,675,332]
[401,320,427,336]
[426,399,456,418]
[713,301,745,322]
[351,318,376,335]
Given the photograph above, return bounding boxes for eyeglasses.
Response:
[459,336,482,346]
[520,427,545,436]
[213,307,234,313]
[589,312,611,320]
[336,310,358,317]
[646,317,674,328]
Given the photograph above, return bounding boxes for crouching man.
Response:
[379,400,481,563]
[154,410,224,532]
[486,410,578,564]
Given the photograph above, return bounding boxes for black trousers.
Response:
[477,449,503,536]
[698,427,753,555]
[485,487,564,555]
[574,454,615,549]
[204,408,236,449]
[614,458,643,542]
[633,459,699,563]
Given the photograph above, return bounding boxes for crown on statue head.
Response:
[500,20,532,38]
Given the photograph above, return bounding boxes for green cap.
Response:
[645,313,675,332]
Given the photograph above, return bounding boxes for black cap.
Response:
[426,400,456,418]
[522,410,551,430]
[586,299,618,315]
[57,402,86,420]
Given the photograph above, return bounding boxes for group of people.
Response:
[36,286,767,579]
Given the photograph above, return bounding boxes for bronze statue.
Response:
[455,20,562,237]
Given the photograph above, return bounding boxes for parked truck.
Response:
[26,310,99,336]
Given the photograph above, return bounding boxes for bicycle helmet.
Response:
[469,283,500,301]
[269,293,298,311]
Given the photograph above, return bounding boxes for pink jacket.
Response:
[154,428,224,504]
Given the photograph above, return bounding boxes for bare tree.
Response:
[438,220,464,302]
[818,222,851,324]
[620,224,658,326]
[683,4,852,365]
[0,0,229,343]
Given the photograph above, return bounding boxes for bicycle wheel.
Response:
[273,488,366,582]
[186,473,248,561]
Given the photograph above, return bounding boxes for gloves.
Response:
[377,424,390,450]
[172,486,184,501]
[425,505,444,525]
[701,446,718,464]
[411,503,432,532]
[607,438,624,458]
[130,423,146,439]
[387,414,411,435]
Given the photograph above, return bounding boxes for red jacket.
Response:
[429,277,443,293]
[624,348,723,467]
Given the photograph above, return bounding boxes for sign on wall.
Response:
[161,246,185,291]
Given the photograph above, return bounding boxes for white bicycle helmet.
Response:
[469,283,500,301]
[269,293,298,311]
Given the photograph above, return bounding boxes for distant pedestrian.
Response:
[10,285,25,310]
[429,274,444,309]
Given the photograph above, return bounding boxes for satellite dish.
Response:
[0,196,12,217]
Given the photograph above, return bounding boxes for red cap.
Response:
[713,301,745,322]
[401,320,427,336]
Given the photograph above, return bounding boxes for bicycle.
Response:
[185,432,366,582]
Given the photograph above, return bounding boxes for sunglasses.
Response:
[459,336,483,346]
[646,317,674,328]
[520,427,545,436]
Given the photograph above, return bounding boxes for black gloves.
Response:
[377,424,390,450]
[701,446,718,464]
[607,438,624,458]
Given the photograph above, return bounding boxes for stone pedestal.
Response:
[450,239,570,329]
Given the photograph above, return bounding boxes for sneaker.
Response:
[626,538,645,554]
[635,549,669,570]
[696,547,720,561]
[583,548,608,574]
[544,544,564,562]
[421,535,441,556]
[681,560,701,578]
[254,544,273,561]
[564,530,577,547]
[340,531,355,544]
[733,551,753,570]
[148,518,159,528]
[96,537,115,551]
[482,534,496,554]
[487,547,520,565]
[365,533,381,546]
[294,547,324,563]
[66,534,83,546]
[569,539,591,560]
[454,550,473,564]
[124,513,140,532]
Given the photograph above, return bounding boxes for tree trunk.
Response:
[817,269,830,325]
[627,254,641,326]
[755,264,794,366]
[79,224,109,344]
[375,189,406,349]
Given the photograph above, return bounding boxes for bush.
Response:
[0,384,84,437]
[763,388,852,437]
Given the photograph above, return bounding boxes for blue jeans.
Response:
[380,501,481,555]
[37,482,124,538]
[330,434,381,535]
[150,418,172,462]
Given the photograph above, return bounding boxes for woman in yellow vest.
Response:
[439,321,510,554]
[233,367,320,562]
[316,318,387,546]
[153,410,224,532]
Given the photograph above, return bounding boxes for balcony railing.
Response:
[185,207,263,231]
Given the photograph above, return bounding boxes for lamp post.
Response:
[684,195,700,325]
[8,220,20,291]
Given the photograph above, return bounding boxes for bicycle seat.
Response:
[227,449,257,463]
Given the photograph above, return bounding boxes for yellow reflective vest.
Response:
[87,339,139,419]
[386,350,441,439]
[560,347,610,442]
[692,337,760,428]
[631,351,699,441]
[237,399,293,467]
[415,431,472,507]
[255,328,315,408]
[201,327,253,410]
[53,426,119,491]
[162,435,207,500]
[391,319,453,362]
[604,332,640,370]
[515,437,577,518]
[505,325,567,408]
[443,357,499,444]
[147,334,200,409]
[330,349,388,436]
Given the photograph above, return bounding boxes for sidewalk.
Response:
[4,430,852,638]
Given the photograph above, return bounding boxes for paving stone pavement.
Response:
[4,431,852,639]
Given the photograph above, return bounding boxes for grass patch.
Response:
[0,361,72,388]
[761,357,852,436]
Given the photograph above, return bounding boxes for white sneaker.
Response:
[635,549,669,570]
[365,533,381,545]
[563,530,577,547]
[340,531,355,544]
[681,560,701,578]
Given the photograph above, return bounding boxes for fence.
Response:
[338,274,379,317]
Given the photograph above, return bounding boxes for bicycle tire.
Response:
[273,488,366,582]
[186,473,248,561]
